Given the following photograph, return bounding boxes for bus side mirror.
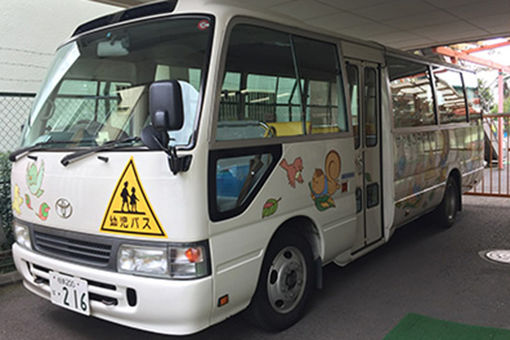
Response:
[149,80,184,131]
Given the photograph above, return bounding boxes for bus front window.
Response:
[21,17,213,150]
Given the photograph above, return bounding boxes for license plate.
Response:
[49,271,90,316]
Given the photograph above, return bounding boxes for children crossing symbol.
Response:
[100,157,167,238]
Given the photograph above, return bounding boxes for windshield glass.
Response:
[21,16,213,149]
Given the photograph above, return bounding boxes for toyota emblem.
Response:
[55,198,73,219]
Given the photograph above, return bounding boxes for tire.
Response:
[248,231,313,332]
[436,177,459,228]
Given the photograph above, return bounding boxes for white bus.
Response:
[10,0,484,335]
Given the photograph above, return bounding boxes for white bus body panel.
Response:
[392,124,484,227]
[11,151,209,242]
[209,139,357,324]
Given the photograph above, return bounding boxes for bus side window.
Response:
[462,72,483,120]
[433,68,467,124]
[215,153,273,212]
[346,64,360,149]
[217,25,302,140]
[364,67,377,147]
[387,56,435,128]
[292,36,348,135]
[219,72,241,122]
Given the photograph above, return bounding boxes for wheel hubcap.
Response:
[267,246,307,314]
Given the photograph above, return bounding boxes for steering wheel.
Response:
[68,119,99,140]
[259,122,276,138]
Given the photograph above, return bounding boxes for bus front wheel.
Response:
[436,177,459,228]
[249,231,313,331]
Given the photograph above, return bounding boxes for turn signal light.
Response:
[185,247,202,263]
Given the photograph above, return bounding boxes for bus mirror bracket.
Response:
[167,146,192,175]
[141,125,191,175]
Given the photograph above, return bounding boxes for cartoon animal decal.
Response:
[280,157,304,188]
[26,161,45,198]
[36,202,50,221]
[309,150,341,211]
[25,194,32,210]
[12,184,23,215]
[262,198,281,218]
[396,184,423,210]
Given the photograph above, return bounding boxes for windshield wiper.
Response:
[60,136,141,166]
[9,140,75,162]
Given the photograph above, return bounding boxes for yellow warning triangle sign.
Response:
[100,157,167,238]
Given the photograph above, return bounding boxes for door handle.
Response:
[355,153,363,174]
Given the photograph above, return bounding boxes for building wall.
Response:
[0,0,119,93]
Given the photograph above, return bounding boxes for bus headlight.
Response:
[117,245,168,277]
[117,241,210,279]
[14,223,31,249]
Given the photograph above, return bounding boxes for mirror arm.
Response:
[166,146,192,175]
[151,136,191,175]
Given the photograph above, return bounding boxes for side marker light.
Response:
[218,294,229,307]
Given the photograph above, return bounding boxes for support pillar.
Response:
[498,70,504,170]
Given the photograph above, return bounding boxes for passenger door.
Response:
[346,61,383,253]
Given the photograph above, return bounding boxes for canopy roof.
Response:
[91,0,510,50]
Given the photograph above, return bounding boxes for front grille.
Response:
[33,231,112,267]
[28,263,123,306]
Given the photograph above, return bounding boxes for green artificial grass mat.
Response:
[384,313,510,340]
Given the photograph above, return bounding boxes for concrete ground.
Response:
[1,195,509,340]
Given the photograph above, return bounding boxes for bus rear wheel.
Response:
[436,177,459,228]
[249,231,313,331]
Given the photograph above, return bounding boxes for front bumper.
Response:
[13,243,213,335]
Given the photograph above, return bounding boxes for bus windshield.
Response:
[21,16,213,149]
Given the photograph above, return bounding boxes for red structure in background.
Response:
[433,42,510,170]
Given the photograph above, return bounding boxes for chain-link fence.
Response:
[0,93,33,272]
[0,92,35,153]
